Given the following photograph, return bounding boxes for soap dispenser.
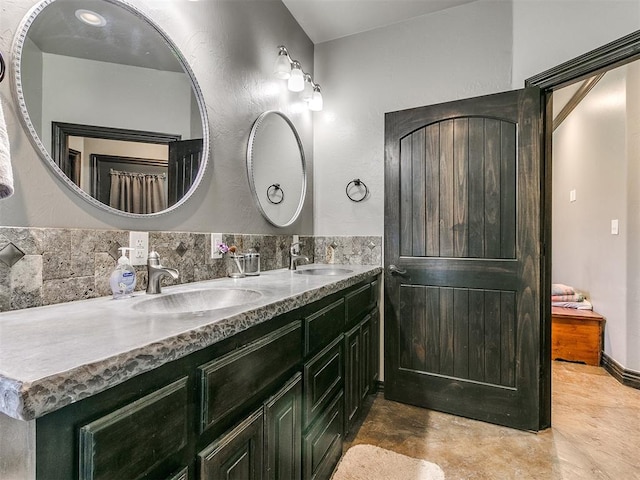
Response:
[110,247,137,299]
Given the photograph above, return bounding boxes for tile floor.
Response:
[345,362,640,479]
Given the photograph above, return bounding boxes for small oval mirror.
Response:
[11,0,209,217]
[247,111,307,227]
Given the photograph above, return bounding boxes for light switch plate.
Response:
[211,233,223,259]
[129,231,149,266]
[611,219,619,235]
[570,189,576,202]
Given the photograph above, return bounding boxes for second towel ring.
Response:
[0,51,6,84]
[346,179,369,202]
[266,183,284,204]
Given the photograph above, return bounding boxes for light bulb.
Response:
[301,74,314,101]
[274,47,291,79]
[309,85,323,111]
[288,61,304,92]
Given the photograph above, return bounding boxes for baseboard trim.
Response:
[601,353,640,390]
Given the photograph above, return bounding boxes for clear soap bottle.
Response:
[110,247,137,299]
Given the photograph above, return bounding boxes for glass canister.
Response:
[227,254,245,278]
[244,249,260,276]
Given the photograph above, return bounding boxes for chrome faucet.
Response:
[289,242,310,270]
[146,251,179,294]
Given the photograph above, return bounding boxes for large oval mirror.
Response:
[247,111,306,227]
[11,0,209,217]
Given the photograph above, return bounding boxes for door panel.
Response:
[385,88,546,431]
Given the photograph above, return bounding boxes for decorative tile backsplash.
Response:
[0,227,382,312]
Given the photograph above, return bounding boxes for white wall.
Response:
[512,0,640,88]
[552,67,629,367]
[40,54,194,149]
[313,0,513,236]
[625,62,640,371]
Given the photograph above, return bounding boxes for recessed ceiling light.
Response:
[75,9,107,27]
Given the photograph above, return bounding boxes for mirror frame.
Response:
[10,0,210,218]
[246,111,307,228]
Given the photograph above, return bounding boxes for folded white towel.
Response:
[0,97,14,199]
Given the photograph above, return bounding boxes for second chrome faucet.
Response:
[289,242,309,270]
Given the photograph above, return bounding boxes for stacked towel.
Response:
[552,283,575,296]
[551,283,592,310]
[0,97,14,199]
[551,293,584,303]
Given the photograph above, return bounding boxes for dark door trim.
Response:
[526,29,640,413]
[525,30,640,89]
[51,122,181,172]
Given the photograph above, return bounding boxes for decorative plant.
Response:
[215,242,238,255]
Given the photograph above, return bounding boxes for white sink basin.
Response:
[294,267,354,276]
[133,288,263,315]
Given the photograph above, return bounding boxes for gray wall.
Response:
[313,0,514,236]
[0,0,314,234]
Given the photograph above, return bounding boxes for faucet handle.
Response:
[290,241,304,255]
[147,250,160,266]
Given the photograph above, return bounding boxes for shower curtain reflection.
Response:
[109,169,166,214]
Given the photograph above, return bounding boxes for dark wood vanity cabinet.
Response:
[34,276,380,480]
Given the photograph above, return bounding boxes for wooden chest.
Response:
[551,307,605,366]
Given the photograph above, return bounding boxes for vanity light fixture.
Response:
[274,46,292,79]
[301,74,314,101]
[75,9,107,27]
[309,84,323,112]
[288,61,305,92]
[273,45,323,111]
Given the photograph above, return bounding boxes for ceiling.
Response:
[282,0,478,44]
[25,0,184,72]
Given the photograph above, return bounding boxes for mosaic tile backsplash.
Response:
[0,227,382,312]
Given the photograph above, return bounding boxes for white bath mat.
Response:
[331,444,445,480]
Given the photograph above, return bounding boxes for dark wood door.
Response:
[168,138,203,206]
[384,88,548,431]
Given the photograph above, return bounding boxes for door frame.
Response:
[526,30,640,419]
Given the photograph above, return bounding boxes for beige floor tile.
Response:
[347,362,640,479]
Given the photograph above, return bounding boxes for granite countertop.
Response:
[0,264,382,421]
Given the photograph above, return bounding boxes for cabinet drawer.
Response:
[199,321,302,432]
[79,377,189,480]
[303,335,343,428]
[302,391,344,480]
[345,283,374,329]
[304,298,345,356]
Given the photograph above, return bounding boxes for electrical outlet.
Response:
[611,219,619,235]
[211,233,223,259]
[129,231,149,266]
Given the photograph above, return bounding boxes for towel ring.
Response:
[266,183,284,204]
[0,51,5,84]
[346,179,369,202]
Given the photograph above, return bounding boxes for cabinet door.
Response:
[359,315,372,402]
[199,409,264,480]
[344,324,360,434]
[264,373,302,480]
[370,308,380,392]
[302,392,343,480]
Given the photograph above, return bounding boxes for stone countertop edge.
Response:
[0,266,382,421]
